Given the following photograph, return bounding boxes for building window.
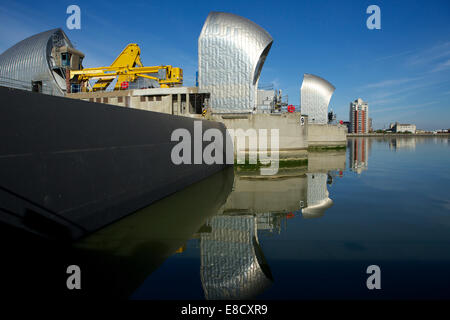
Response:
[61,52,71,67]
[103,97,108,103]
[118,96,123,103]
[96,98,101,103]
[140,96,146,102]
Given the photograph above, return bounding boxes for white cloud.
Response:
[365,79,439,101]
[370,101,439,113]
[370,97,403,106]
[364,77,422,89]
[432,59,450,73]
[406,41,450,66]
[374,49,416,62]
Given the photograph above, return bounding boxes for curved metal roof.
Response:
[300,73,335,124]
[0,28,72,96]
[200,215,273,299]
[198,12,273,113]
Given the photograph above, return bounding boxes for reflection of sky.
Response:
[260,137,450,262]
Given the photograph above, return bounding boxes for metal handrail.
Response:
[68,76,161,94]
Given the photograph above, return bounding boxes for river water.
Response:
[3,136,450,299]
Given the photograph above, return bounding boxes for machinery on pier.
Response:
[69,44,183,92]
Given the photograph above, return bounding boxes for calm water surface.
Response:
[4,137,450,299]
[128,136,450,299]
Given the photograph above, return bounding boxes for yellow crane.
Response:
[70,44,183,91]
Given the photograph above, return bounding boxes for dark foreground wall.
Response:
[0,86,230,240]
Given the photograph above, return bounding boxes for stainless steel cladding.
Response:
[300,74,335,124]
[200,215,273,299]
[0,29,73,96]
[302,172,333,218]
[198,12,273,113]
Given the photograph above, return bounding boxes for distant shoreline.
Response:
[347,133,450,137]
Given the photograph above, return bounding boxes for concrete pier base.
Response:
[213,113,309,161]
[307,124,347,147]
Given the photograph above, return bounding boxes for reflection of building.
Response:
[349,98,369,133]
[256,212,283,234]
[0,28,84,96]
[389,138,416,150]
[198,12,273,113]
[300,74,335,124]
[348,138,370,174]
[200,215,273,300]
[307,150,346,173]
[199,156,345,299]
[302,173,333,218]
[197,149,350,299]
[222,172,307,215]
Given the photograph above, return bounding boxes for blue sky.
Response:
[1,0,449,130]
